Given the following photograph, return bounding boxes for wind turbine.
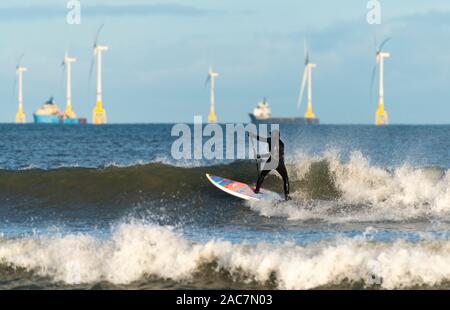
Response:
[205,65,219,123]
[90,25,108,125]
[297,41,317,121]
[371,38,391,126]
[62,51,77,120]
[15,55,27,124]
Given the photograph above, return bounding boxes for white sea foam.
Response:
[1,223,450,289]
[249,151,450,222]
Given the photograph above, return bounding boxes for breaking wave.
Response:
[1,222,450,289]
[249,151,450,222]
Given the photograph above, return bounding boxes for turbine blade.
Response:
[379,37,391,51]
[370,65,377,100]
[61,51,66,95]
[374,34,378,52]
[16,53,25,67]
[13,53,24,97]
[204,75,211,87]
[60,62,66,93]
[94,24,105,46]
[297,67,308,110]
[304,40,309,65]
[88,56,95,93]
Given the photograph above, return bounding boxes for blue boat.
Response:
[33,114,60,124]
[33,97,86,124]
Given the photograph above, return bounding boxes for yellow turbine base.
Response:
[65,112,77,119]
[304,102,315,119]
[375,103,388,126]
[92,101,107,125]
[15,112,26,124]
[208,112,217,123]
[65,105,77,119]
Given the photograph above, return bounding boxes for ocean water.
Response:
[1,124,450,289]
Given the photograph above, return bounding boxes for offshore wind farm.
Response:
[12,26,108,125]
[9,28,397,126]
[7,24,396,127]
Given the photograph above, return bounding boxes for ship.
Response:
[33,97,87,124]
[248,99,319,125]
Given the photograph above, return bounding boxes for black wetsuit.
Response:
[252,134,290,200]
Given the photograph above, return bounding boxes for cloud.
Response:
[85,3,216,17]
[0,3,215,20]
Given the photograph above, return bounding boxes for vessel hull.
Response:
[33,114,85,124]
[33,115,60,124]
[248,114,320,125]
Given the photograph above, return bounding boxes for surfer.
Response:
[248,130,290,201]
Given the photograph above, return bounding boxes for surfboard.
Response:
[206,174,283,201]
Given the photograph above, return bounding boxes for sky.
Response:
[1,0,450,124]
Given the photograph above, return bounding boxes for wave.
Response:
[1,151,450,222]
[249,151,450,222]
[1,222,450,289]
[0,161,259,208]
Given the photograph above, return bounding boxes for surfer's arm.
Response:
[248,132,269,143]
[257,153,271,160]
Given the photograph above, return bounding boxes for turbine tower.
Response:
[91,25,108,125]
[63,51,77,120]
[372,38,391,126]
[205,65,219,123]
[297,41,317,121]
[15,64,27,124]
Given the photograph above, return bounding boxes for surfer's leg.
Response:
[254,169,270,194]
[276,164,290,200]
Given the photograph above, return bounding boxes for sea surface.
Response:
[1,124,450,289]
